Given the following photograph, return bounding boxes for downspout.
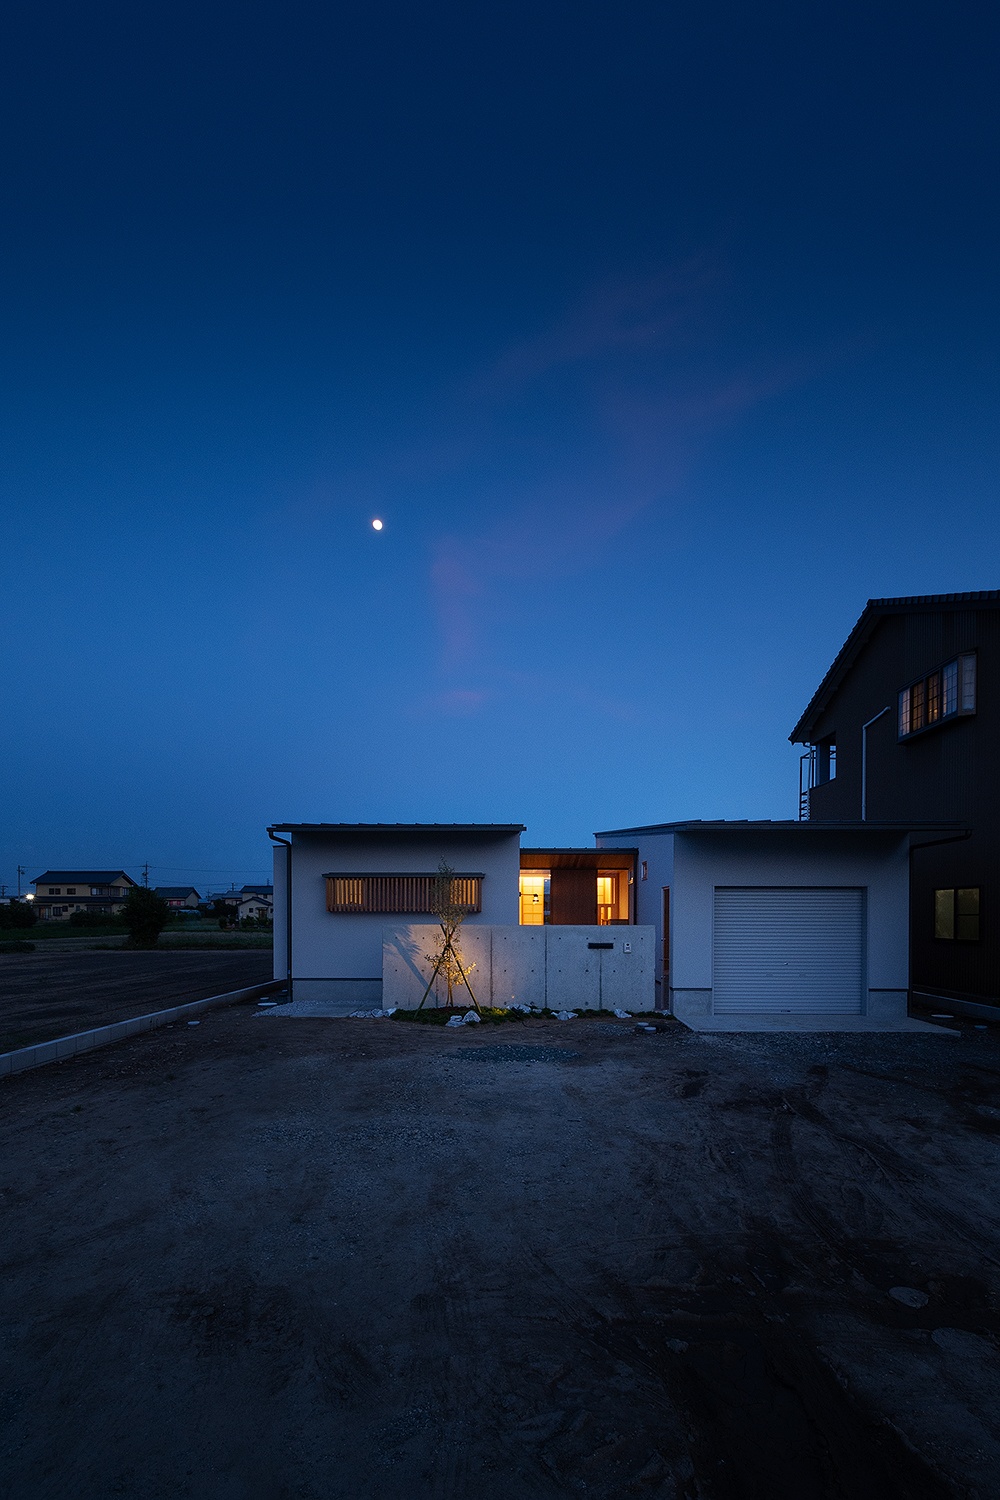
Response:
[861,706,891,820]
[267,830,293,1001]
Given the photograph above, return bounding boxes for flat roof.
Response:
[268,822,525,835]
[595,819,969,836]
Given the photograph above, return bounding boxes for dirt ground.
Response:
[0,950,273,1050]
[2,1007,1000,1499]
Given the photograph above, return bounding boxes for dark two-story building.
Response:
[790,590,999,1014]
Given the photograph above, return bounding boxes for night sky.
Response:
[2,1,998,893]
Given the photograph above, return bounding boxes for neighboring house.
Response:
[240,884,272,900]
[238,893,273,922]
[153,886,201,909]
[31,870,138,920]
[790,590,998,1014]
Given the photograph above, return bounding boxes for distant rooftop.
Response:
[32,870,137,885]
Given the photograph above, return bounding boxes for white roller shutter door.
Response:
[713,887,865,1014]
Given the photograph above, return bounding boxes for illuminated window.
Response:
[899,654,976,738]
[597,870,630,925]
[934,888,980,942]
[519,871,549,925]
[325,874,482,914]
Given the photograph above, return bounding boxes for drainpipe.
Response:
[267,830,292,1000]
[861,706,890,821]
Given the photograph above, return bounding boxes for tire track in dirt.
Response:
[778,1090,1000,1272]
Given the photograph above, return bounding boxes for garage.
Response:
[713,886,865,1014]
[593,820,938,1030]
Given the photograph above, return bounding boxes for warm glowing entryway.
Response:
[519,848,637,926]
[518,871,549,924]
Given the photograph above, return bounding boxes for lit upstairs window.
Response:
[898,653,976,739]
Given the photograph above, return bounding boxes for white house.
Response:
[595,819,956,1029]
[268,824,525,1010]
[266,817,947,1028]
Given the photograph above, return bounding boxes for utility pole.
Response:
[0,885,6,900]
[17,865,25,898]
[142,863,150,888]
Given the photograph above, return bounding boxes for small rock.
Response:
[187,1020,200,1027]
[975,1024,988,1031]
[889,1286,929,1308]
[665,1338,688,1353]
[931,1327,992,1357]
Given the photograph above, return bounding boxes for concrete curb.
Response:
[0,980,285,1079]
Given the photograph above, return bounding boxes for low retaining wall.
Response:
[383,925,656,1011]
[0,979,284,1079]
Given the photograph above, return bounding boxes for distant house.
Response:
[238,892,273,922]
[31,870,138,920]
[153,886,201,909]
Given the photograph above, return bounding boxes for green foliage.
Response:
[419,862,478,1009]
[1,900,37,929]
[68,911,125,929]
[121,887,169,948]
[0,939,35,953]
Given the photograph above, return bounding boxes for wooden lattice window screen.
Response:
[325,874,482,914]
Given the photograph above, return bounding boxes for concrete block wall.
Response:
[383,924,655,1011]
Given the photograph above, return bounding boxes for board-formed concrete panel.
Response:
[490,926,546,1009]
[595,928,655,1012]
[383,925,655,1011]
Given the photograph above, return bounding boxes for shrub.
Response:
[121,887,169,948]
[1,901,37,929]
[68,910,124,929]
[0,939,35,953]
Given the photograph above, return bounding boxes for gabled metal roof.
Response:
[32,870,137,885]
[267,822,525,835]
[595,819,967,836]
[789,590,1000,744]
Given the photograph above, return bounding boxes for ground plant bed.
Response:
[2,1005,999,1497]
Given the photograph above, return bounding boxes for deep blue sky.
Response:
[2,1,998,893]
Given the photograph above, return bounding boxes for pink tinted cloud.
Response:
[469,262,714,401]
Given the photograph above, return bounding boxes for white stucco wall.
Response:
[273,829,521,1007]
[596,830,673,1005]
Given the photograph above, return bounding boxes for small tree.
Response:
[2,900,37,930]
[121,887,169,948]
[418,862,478,1010]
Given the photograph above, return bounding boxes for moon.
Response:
[372,518,383,531]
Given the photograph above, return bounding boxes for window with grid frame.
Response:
[934,887,981,942]
[898,653,976,738]
[325,873,483,914]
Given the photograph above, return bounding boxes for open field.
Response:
[0,922,272,952]
[0,949,273,1050]
[2,1005,1000,1497]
